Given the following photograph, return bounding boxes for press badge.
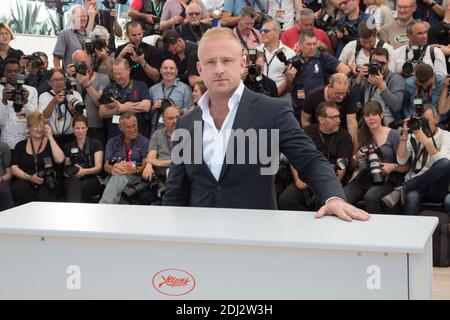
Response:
[71,148,79,154]
[297,89,305,100]
[275,10,285,18]
[318,0,322,3]
[112,114,120,124]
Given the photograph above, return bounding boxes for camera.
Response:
[334,158,349,173]
[408,98,427,131]
[101,0,127,10]
[10,74,26,113]
[24,53,43,69]
[98,86,124,105]
[314,14,340,37]
[247,49,261,76]
[123,43,144,68]
[275,49,305,70]
[109,156,123,165]
[367,61,382,76]
[74,61,88,76]
[63,147,86,177]
[253,13,271,31]
[38,157,58,191]
[359,144,383,185]
[84,38,108,56]
[160,98,173,109]
[64,78,86,114]
[121,175,166,203]
[401,46,425,77]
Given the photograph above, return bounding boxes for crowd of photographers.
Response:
[1,0,450,216]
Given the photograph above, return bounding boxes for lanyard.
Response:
[263,46,278,77]
[30,138,44,174]
[162,83,175,99]
[124,145,132,162]
[274,0,282,9]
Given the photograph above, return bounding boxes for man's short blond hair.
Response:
[198,27,241,53]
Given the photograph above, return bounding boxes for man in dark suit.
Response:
[163,27,370,222]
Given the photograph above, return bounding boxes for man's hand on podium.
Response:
[315,198,371,222]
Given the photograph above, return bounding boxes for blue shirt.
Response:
[105,133,150,165]
[404,74,444,117]
[149,80,193,111]
[223,0,265,16]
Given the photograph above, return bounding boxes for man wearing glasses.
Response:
[379,0,416,49]
[175,2,212,43]
[354,47,405,127]
[302,73,358,149]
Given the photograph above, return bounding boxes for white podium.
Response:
[0,202,438,299]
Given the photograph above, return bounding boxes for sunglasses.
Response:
[260,28,272,34]
[188,12,201,17]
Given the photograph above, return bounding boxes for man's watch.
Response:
[429,1,436,7]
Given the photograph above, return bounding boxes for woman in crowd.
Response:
[62,114,104,203]
[38,68,84,147]
[10,112,65,205]
[190,80,207,111]
[344,101,407,214]
[0,23,24,76]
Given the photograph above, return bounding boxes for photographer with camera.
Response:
[364,0,393,30]
[339,22,394,73]
[53,5,89,70]
[354,47,406,126]
[38,68,85,147]
[84,0,123,50]
[389,20,448,78]
[176,2,212,43]
[221,0,265,28]
[256,19,296,98]
[65,50,111,145]
[128,0,166,36]
[99,58,151,140]
[278,101,353,211]
[160,0,211,31]
[63,114,104,203]
[281,9,333,53]
[333,0,370,57]
[0,141,14,211]
[10,112,64,205]
[99,112,149,204]
[403,64,445,119]
[242,49,278,97]
[23,52,51,96]
[382,106,450,215]
[302,73,358,147]
[116,21,162,88]
[290,30,350,119]
[84,26,115,80]
[138,106,181,204]
[0,59,38,150]
[344,101,407,214]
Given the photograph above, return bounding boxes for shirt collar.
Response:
[198,81,245,116]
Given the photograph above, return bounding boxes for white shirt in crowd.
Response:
[339,39,394,66]
[0,84,38,149]
[398,128,450,181]
[266,0,297,30]
[257,41,296,87]
[199,81,245,181]
[38,90,84,136]
[389,45,448,76]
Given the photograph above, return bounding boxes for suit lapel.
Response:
[218,88,259,183]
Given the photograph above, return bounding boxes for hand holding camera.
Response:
[368,70,385,89]
[2,87,13,105]
[29,174,44,186]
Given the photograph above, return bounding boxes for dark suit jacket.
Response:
[163,87,346,209]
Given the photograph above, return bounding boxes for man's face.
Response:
[186,5,202,26]
[197,36,245,97]
[409,23,428,46]
[112,63,131,86]
[167,39,184,55]
[319,107,341,133]
[371,53,389,74]
[329,82,349,103]
[339,0,358,16]
[238,16,256,33]
[163,107,181,133]
[396,0,416,21]
[4,63,20,84]
[48,71,66,93]
[360,36,376,52]
[73,8,88,29]
[301,36,317,58]
[296,16,314,32]
[160,60,178,82]
[127,25,144,46]
[260,24,277,45]
[120,117,139,141]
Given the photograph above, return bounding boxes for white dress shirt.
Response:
[389,44,448,76]
[198,81,245,181]
[256,41,296,87]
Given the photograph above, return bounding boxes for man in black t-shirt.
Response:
[302,73,358,148]
[115,21,161,88]
[278,101,353,211]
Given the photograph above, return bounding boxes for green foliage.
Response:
[9,0,57,35]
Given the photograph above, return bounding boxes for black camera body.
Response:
[24,53,43,69]
[367,61,382,76]
[314,14,338,37]
[402,45,425,77]
[109,156,123,165]
[121,175,167,203]
[98,85,125,105]
[253,13,271,31]
[85,38,108,56]
[160,98,173,109]
[334,158,349,173]
[275,49,306,71]
[11,74,26,113]
[247,48,262,77]
[408,98,428,131]
[359,144,383,185]
[74,60,88,76]
[38,157,58,191]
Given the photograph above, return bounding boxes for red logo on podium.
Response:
[152,269,196,296]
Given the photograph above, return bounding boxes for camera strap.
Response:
[262,46,278,76]
[48,90,71,135]
[410,134,438,174]
[354,39,385,64]
[30,138,44,174]
[235,28,260,52]
[162,83,175,99]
